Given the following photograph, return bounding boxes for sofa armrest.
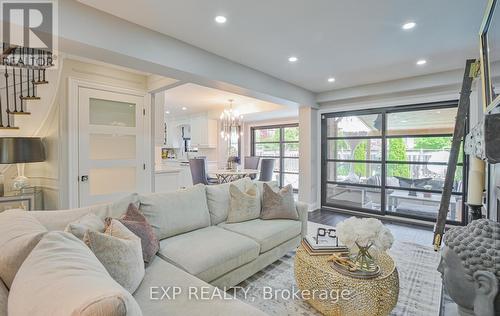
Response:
[295,202,308,238]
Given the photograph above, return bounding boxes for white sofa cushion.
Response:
[0,279,7,316]
[8,231,142,316]
[0,210,47,288]
[134,256,267,316]
[31,193,139,231]
[205,178,252,225]
[140,184,210,239]
[219,219,301,253]
[157,226,260,282]
[226,183,260,223]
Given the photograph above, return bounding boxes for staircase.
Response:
[0,44,54,130]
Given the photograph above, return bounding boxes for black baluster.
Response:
[31,68,35,97]
[4,67,11,127]
[26,65,29,98]
[12,67,17,113]
[19,67,23,112]
[0,82,3,128]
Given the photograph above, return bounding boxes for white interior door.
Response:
[78,87,146,207]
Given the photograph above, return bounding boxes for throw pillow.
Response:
[8,231,142,316]
[226,183,260,223]
[0,210,47,288]
[84,219,145,293]
[0,279,7,316]
[64,213,105,240]
[261,183,299,220]
[110,203,159,264]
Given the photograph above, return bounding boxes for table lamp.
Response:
[0,137,46,190]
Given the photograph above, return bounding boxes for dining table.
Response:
[212,169,259,183]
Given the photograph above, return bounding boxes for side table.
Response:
[0,187,43,212]
[294,244,399,316]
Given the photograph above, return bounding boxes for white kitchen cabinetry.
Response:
[154,171,180,193]
[165,120,181,148]
[190,116,218,148]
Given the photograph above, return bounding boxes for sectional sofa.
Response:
[0,178,308,315]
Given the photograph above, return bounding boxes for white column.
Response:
[299,106,320,210]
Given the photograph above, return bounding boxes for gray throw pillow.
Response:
[261,184,299,220]
[64,213,105,240]
[84,219,145,293]
[226,183,260,223]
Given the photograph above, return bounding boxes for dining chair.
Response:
[189,158,218,185]
[244,156,260,180]
[197,156,218,183]
[259,158,275,182]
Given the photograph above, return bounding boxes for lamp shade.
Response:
[0,137,45,164]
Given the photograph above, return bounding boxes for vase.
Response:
[351,242,378,272]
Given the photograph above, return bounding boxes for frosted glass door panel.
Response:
[89,98,136,127]
[89,134,136,160]
[89,167,136,196]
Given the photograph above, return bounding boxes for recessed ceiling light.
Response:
[402,22,416,30]
[165,110,170,114]
[416,59,427,66]
[215,16,227,24]
[288,56,298,63]
[181,106,187,111]
[327,77,335,83]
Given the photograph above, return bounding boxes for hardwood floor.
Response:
[308,208,435,246]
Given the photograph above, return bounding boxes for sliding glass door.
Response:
[321,101,467,225]
[251,124,299,191]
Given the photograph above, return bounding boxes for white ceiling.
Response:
[163,83,286,118]
[78,0,488,93]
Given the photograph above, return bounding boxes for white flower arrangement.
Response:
[336,217,394,252]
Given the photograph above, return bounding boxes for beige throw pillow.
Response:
[0,210,47,288]
[84,220,145,293]
[8,231,142,316]
[226,183,261,223]
[0,279,7,316]
[65,213,105,240]
[261,184,299,220]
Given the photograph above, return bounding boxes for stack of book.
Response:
[301,235,348,256]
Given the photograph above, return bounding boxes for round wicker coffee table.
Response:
[294,244,399,316]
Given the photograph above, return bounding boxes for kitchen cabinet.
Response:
[165,120,181,148]
[154,171,180,193]
[190,116,218,148]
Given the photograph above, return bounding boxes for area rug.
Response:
[232,222,442,316]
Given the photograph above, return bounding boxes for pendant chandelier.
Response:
[220,99,243,141]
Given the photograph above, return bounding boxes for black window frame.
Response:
[251,123,299,192]
[321,100,468,226]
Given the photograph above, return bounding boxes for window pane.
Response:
[386,107,457,136]
[387,137,463,164]
[284,173,299,190]
[326,114,382,138]
[386,189,462,222]
[89,98,136,127]
[386,164,464,192]
[326,183,381,211]
[327,139,382,161]
[283,158,299,173]
[254,128,280,142]
[284,127,299,141]
[255,143,280,157]
[284,143,299,157]
[327,162,382,184]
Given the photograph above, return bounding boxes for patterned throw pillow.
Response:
[111,203,160,264]
[226,183,261,223]
[84,220,145,293]
[260,183,299,220]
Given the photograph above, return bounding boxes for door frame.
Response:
[67,78,150,208]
